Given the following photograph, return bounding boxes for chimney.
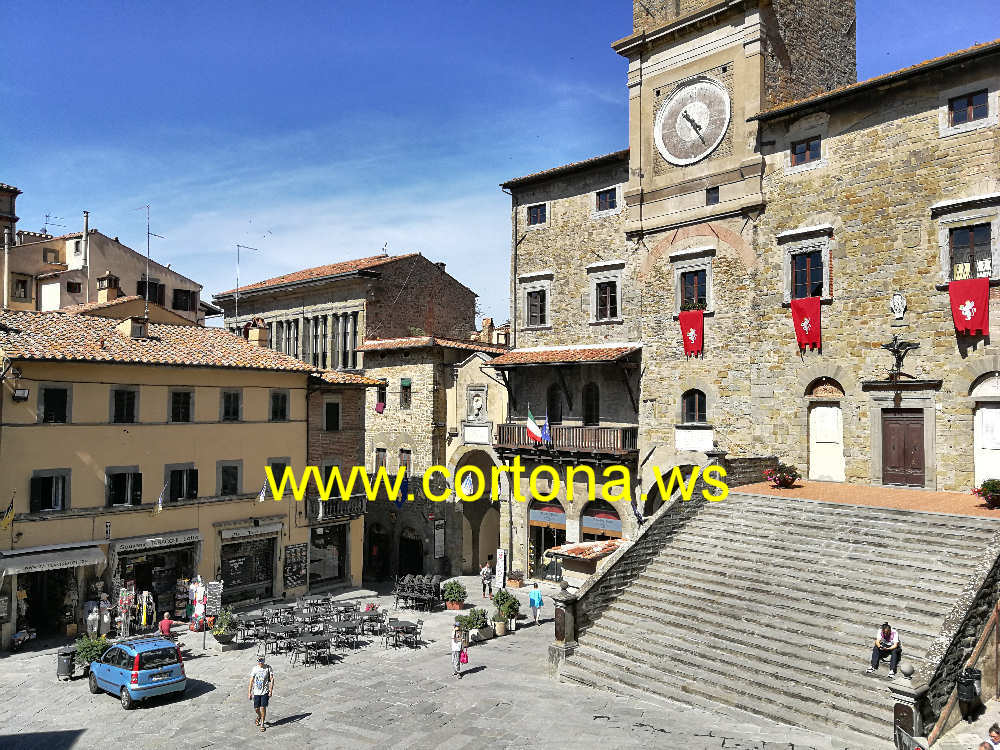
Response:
[96,269,120,303]
[246,317,269,348]
[435,261,446,271]
[116,316,149,340]
[481,317,494,342]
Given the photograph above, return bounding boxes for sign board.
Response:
[433,519,446,559]
[283,543,307,589]
[205,581,223,617]
[494,548,506,589]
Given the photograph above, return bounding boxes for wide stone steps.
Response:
[559,492,1000,745]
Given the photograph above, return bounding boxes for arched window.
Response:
[583,382,600,426]
[682,389,706,423]
[546,383,563,425]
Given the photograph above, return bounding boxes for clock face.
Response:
[653,77,731,166]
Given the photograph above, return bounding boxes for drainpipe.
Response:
[82,211,90,303]
[3,228,9,309]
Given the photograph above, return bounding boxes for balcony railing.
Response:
[305,495,367,524]
[495,423,638,454]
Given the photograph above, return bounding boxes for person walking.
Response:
[528,582,544,625]
[248,655,274,732]
[480,557,494,599]
[451,625,465,679]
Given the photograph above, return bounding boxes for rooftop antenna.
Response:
[136,205,165,318]
[381,242,388,256]
[235,244,261,324]
[42,214,65,234]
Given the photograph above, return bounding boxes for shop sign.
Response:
[494,548,506,589]
[221,522,283,540]
[581,516,623,533]
[283,543,307,589]
[433,519,446,559]
[205,581,223,616]
[529,509,566,526]
[113,530,202,553]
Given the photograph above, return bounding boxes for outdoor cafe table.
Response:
[389,620,417,647]
[269,624,300,635]
[328,620,362,648]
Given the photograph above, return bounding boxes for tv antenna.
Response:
[135,205,165,318]
[42,214,66,234]
[235,244,261,322]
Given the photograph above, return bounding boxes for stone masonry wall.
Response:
[757,56,1000,491]
[631,0,714,35]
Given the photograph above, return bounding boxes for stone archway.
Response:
[806,376,846,482]
[450,446,508,574]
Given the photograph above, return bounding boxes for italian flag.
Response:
[526,408,543,443]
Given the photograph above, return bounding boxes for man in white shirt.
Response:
[248,655,274,732]
[866,622,901,679]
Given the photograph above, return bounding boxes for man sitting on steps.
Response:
[866,622,901,679]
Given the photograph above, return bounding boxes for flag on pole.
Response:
[0,494,14,530]
[152,483,167,515]
[258,482,268,502]
[526,406,542,443]
[540,409,551,443]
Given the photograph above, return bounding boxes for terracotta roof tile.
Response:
[489,344,641,367]
[547,539,624,560]
[0,310,314,373]
[216,253,417,296]
[501,149,629,189]
[356,336,507,355]
[61,295,146,314]
[312,370,383,386]
[756,37,1000,120]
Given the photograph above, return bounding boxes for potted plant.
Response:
[492,609,508,636]
[764,462,801,489]
[74,634,109,674]
[492,589,520,634]
[680,300,708,312]
[442,580,468,610]
[211,607,238,644]
[457,608,491,642]
[974,479,1000,509]
[506,570,525,588]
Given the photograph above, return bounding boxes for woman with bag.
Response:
[451,625,467,679]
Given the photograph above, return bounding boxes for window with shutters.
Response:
[29,470,70,512]
[792,249,824,299]
[106,468,142,507]
[66,281,82,294]
[526,290,546,327]
[218,462,241,496]
[324,399,341,431]
[167,465,198,502]
[587,261,624,323]
[221,390,242,422]
[172,288,196,311]
[400,379,412,409]
[398,449,412,475]
[267,458,289,497]
[682,389,707,423]
[40,386,70,423]
[376,383,387,406]
[170,390,193,423]
[950,224,992,280]
[111,388,138,423]
[136,278,165,306]
[269,390,289,422]
[374,448,387,471]
[583,382,600,426]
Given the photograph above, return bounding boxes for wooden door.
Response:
[809,403,846,481]
[882,409,925,486]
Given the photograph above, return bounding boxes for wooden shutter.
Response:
[131,472,143,505]
[30,476,45,513]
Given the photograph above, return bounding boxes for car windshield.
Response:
[138,647,178,670]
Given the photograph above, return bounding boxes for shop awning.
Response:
[1,546,106,575]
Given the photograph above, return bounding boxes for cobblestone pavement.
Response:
[0,577,845,750]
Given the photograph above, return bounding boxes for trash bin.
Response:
[957,667,982,701]
[57,646,77,681]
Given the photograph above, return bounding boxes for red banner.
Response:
[949,277,990,335]
[679,310,704,356]
[790,297,822,350]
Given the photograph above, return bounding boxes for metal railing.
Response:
[495,423,638,453]
[305,495,367,523]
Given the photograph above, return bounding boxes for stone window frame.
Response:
[586,260,625,324]
[163,462,198,502]
[168,387,195,423]
[30,468,72,512]
[220,388,243,422]
[937,76,999,138]
[37,381,73,424]
[524,201,550,231]
[267,456,291,492]
[778,226,834,304]
[105,465,143,507]
[11,273,33,301]
[519,270,553,330]
[216,459,244,497]
[781,113,830,176]
[591,184,624,219]
[269,388,290,422]
[109,385,140,424]
[673,379,718,426]
[670,246,715,316]
[931,193,1000,287]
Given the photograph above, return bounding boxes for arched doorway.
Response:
[581,499,623,541]
[807,377,846,482]
[398,527,424,575]
[972,373,1000,486]
[452,447,507,574]
[367,523,390,580]
[528,499,565,580]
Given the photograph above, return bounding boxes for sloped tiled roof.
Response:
[216,253,417,297]
[547,539,624,560]
[356,336,507,355]
[500,149,629,189]
[61,295,145,314]
[489,344,641,367]
[755,37,1000,121]
[312,370,383,387]
[0,310,313,372]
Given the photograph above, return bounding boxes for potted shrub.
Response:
[492,609,508,636]
[506,570,525,588]
[211,607,238,644]
[764,462,801,489]
[74,634,109,674]
[458,608,491,642]
[974,479,1000,509]
[442,580,468,611]
[493,589,520,634]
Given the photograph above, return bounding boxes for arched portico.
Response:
[449,446,508,574]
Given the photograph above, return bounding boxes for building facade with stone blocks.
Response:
[213,253,477,371]
[0,310,318,649]
[356,337,508,579]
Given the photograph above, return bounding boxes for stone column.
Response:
[548,584,578,677]
[349,312,358,369]
[889,668,929,745]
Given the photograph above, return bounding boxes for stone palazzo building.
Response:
[493,0,1000,576]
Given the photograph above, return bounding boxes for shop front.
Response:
[1,544,107,644]
[219,522,282,606]
[528,500,566,581]
[581,500,623,541]
[308,523,348,589]
[109,530,202,621]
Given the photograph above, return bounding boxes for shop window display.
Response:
[309,525,346,586]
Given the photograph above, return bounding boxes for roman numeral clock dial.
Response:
[653,77,731,166]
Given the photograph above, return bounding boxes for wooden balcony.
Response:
[495,423,638,456]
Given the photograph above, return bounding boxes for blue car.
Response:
[88,637,186,709]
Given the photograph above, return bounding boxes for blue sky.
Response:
[4,1,998,324]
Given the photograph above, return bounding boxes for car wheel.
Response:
[88,673,100,694]
[120,686,134,710]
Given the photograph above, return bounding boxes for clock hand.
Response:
[682,110,707,144]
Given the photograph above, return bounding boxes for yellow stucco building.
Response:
[0,309,363,647]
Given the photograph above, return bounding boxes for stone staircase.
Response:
[559,491,1000,748]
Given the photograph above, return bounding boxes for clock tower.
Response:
[614,0,856,236]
